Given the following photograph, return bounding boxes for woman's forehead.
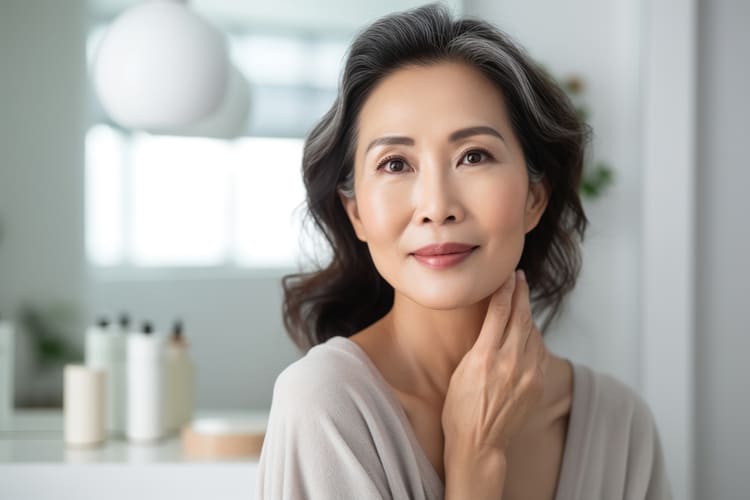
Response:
[355,62,514,153]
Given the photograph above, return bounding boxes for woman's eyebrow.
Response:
[449,125,505,143]
[364,126,505,154]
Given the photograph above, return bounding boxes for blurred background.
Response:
[0,0,747,499]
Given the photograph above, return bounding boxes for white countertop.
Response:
[0,409,269,500]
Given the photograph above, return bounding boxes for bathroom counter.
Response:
[0,409,268,500]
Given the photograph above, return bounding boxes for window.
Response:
[85,126,333,269]
[85,29,346,270]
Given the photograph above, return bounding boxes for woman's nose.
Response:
[412,163,465,225]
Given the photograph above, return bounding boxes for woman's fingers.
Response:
[441,272,546,453]
[443,268,549,457]
[504,269,534,357]
[473,271,516,352]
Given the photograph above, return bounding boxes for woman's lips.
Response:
[411,246,478,269]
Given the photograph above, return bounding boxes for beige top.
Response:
[257,335,673,499]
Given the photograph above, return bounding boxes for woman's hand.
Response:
[441,269,550,459]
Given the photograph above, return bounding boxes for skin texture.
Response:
[339,61,573,499]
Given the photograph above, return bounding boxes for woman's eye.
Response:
[377,156,409,173]
[462,149,491,165]
[376,149,491,173]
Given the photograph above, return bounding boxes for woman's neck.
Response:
[380,291,493,407]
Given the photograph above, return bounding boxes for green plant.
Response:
[17,301,83,371]
[559,74,616,200]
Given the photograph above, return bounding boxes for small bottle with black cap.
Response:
[110,312,130,437]
[117,313,131,335]
[126,320,165,443]
[85,316,118,435]
[84,316,111,372]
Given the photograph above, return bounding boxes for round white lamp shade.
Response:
[92,0,229,131]
[172,65,251,138]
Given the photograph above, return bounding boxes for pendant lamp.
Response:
[166,64,251,138]
[92,0,229,131]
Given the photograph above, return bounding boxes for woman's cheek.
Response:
[472,187,528,284]
[359,186,409,239]
[470,177,527,230]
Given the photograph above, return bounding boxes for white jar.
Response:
[63,364,106,447]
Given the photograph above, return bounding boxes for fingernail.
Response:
[518,269,526,282]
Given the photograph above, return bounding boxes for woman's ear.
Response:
[524,181,549,234]
[338,190,367,242]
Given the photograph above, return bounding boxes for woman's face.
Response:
[340,61,548,309]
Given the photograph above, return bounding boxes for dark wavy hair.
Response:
[282,2,590,352]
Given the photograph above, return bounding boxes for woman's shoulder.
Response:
[259,336,429,500]
[573,362,658,429]
[567,362,673,497]
[270,336,380,418]
[571,361,666,463]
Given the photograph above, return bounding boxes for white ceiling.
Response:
[89,0,464,34]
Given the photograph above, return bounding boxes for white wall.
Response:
[640,1,696,498]
[696,0,750,498]
[0,0,88,406]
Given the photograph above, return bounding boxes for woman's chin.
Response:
[404,287,490,311]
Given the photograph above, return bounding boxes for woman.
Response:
[257,3,672,499]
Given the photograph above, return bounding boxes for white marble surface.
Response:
[0,408,268,463]
[0,409,268,500]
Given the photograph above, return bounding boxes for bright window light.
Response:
[233,137,306,266]
[129,134,232,266]
[84,127,323,269]
[231,36,307,86]
[85,125,125,266]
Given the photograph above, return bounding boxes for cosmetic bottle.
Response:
[85,316,128,437]
[126,321,165,443]
[84,316,110,367]
[0,315,14,427]
[111,313,130,436]
[164,319,195,435]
